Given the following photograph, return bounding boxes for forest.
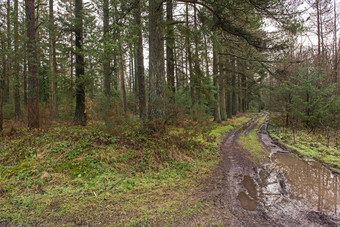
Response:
[0,0,340,226]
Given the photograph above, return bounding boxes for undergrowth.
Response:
[269,120,340,169]
[0,114,251,226]
[238,115,268,164]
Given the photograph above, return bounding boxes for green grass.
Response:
[210,115,252,144]
[0,114,252,226]
[238,115,268,164]
[271,130,340,169]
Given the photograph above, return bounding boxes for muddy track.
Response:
[182,113,340,227]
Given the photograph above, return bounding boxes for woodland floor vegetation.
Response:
[269,114,340,170]
[0,114,251,226]
[238,115,268,164]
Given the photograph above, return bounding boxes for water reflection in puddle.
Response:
[270,153,340,215]
[237,153,340,216]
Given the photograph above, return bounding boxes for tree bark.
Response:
[232,72,237,116]
[166,0,175,94]
[213,39,221,122]
[135,0,146,119]
[241,73,246,112]
[219,54,227,120]
[26,0,40,128]
[4,0,11,104]
[333,0,339,94]
[0,39,6,131]
[70,0,74,91]
[49,0,58,119]
[23,44,28,107]
[103,0,111,97]
[316,0,321,64]
[120,53,127,113]
[73,0,86,126]
[148,0,165,120]
[14,0,21,121]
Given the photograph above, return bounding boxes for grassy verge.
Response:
[0,114,251,226]
[238,115,268,164]
[269,127,340,169]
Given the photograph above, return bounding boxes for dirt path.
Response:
[180,114,340,227]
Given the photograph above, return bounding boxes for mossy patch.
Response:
[271,132,340,169]
[238,115,268,164]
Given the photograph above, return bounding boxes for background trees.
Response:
[0,0,338,133]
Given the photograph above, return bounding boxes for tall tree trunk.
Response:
[204,35,210,78]
[73,0,86,126]
[49,0,58,119]
[186,3,194,108]
[70,0,74,91]
[232,71,237,115]
[0,39,6,131]
[5,0,11,104]
[103,0,111,97]
[192,4,202,114]
[120,53,127,113]
[226,86,232,118]
[213,39,221,122]
[148,0,165,120]
[166,0,175,94]
[219,55,227,120]
[23,44,28,107]
[135,0,146,119]
[334,0,339,93]
[241,73,246,112]
[26,0,40,128]
[14,0,21,120]
[316,0,321,64]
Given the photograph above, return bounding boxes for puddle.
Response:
[238,191,257,211]
[238,152,340,216]
[270,153,340,215]
[238,175,258,211]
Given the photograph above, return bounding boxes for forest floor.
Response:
[0,113,339,226]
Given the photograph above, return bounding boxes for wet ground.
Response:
[185,114,340,226]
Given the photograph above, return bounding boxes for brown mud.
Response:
[180,113,340,226]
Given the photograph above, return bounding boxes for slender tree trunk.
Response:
[49,0,58,119]
[0,39,6,131]
[103,0,111,97]
[226,87,232,118]
[213,39,221,122]
[166,0,175,94]
[120,53,127,113]
[70,0,74,90]
[186,3,194,107]
[14,0,21,120]
[204,35,210,78]
[193,5,202,113]
[334,0,339,93]
[23,44,28,107]
[135,0,146,119]
[232,73,237,115]
[5,0,11,104]
[241,73,246,112]
[238,74,242,113]
[26,0,40,128]
[73,0,86,126]
[316,0,321,64]
[148,0,165,120]
[174,46,179,91]
[219,55,227,120]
